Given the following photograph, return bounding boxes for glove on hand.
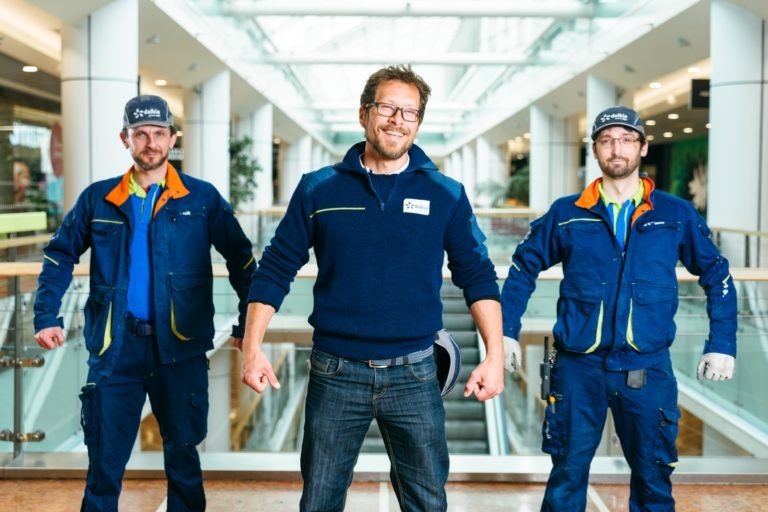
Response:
[696,352,735,381]
[503,336,522,373]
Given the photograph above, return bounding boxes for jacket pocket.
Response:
[628,282,678,352]
[553,282,605,353]
[168,272,214,341]
[82,285,115,355]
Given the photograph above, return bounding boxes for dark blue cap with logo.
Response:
[123,94,174,129]
[591,106,644,140]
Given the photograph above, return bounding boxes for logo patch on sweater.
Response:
[403,198,430,216]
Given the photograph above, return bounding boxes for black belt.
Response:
[126,316,155,337]
[363,346,434,368]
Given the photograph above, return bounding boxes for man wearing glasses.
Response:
[240,65,505,511]
[501,106,737,511]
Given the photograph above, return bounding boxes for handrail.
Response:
[2,262,765,281]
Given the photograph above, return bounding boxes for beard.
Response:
[132,149,168,172]
[598,155,640,180]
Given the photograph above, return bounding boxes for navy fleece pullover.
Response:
[248,142,499,360]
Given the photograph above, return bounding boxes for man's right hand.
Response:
[241,348,281,393]
[35,326,65,350]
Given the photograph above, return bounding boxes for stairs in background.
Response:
[360,281,489,454]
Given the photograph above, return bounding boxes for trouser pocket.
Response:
[542,393,567,456]
[654,407,681,470]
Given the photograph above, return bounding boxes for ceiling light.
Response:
[22,65,38,73]
[177,131,183,137]
[647,135,655,141]
[523,132,530,139]
[146,34,161,44]
[581,137,590,143]
[154,79,167,86]
[688,67,700,73]
[667,113,679,120]
[663,131,673,138]
[649,82,662,89]
[706,123,711,129]
[683,127,693,133]
[273,137,282,144]
[645,120,656,126]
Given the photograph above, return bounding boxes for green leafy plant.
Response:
[229,136,262,211]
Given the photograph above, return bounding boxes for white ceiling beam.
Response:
[250,52,554,66]
[218,1,626,18]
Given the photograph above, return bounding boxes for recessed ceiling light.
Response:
[523,132,531,139]
[154,79,167,86]
[22,65,38,73]
[647,135,655,141]
[663,131,673,138]
[645,120,657,126]
[649,82,662,89]
[177,130,183,137]
[688,67,700,73]
[705,123,711,129]
[273,138,282,144]
[667,113,679,120]
[683,127,693,133]
[581,137,590,143]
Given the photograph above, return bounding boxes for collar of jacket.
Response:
[104,163,190,216]
[575,175,656,226]
[337,141,439,174]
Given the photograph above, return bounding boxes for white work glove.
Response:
[696,352,735,381]
[503,336,522,373]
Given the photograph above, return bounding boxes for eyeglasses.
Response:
[367,102,421,122]
[595,135,641,148]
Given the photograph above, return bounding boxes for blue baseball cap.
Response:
[591,106,644,140]
[123,94,174,129]
[434,329,461,397]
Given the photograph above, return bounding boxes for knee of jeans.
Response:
[164,391,209,447]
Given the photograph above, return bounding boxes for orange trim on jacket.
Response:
[104,163,190,216]
[574,176,656,226]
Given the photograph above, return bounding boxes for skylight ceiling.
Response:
[165,0,691,155]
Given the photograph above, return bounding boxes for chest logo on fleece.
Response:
[403,198,430,216]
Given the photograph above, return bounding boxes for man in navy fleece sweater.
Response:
[239,65,505,512]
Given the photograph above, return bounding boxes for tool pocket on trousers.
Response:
[79,383,99,447]
[541,394,567,457]
[654,407,680,469]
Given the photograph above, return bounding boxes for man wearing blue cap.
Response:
[240,65,505,511]
[33,94,255,511]
[501,106,738,511]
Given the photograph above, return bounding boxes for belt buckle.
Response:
[367,360,389,369]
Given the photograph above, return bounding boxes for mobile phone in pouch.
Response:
[626,369,646,389]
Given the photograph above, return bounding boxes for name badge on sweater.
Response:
[403,198,430,216]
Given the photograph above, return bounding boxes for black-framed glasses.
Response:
[367,102,421,122]
[595,135,641,148]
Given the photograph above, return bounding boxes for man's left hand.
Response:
[464,357,504,402]
[696,352,735,381]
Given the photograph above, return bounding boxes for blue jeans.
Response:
[300,349,449,512]
[541,353,679,512]
[80,333,209,512]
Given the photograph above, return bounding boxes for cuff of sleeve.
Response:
[463,281,501,306]
[34,314,64,332]
[247,277,287,312]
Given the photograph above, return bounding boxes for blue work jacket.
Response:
[502,176,737,371]
[34,164,255,376]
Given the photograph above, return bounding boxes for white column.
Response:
[183,71,231,197]
[278,135,311,204]
[709,0,768,265]
[236,103,274,210]
[202,348,231,452]
[475,137,506,207]
[529,106,551,211]
[446,151,462,181]
[311,142,325,171]
[585,75,619,185]
[461,144,476,205]
[60,0,138,211]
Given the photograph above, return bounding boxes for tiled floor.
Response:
[2,478,768,512]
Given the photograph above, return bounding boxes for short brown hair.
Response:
[360,65,431,122]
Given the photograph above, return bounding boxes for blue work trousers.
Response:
[300,348,449,512]
[79,332,209,512]
[541,353,680,512]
